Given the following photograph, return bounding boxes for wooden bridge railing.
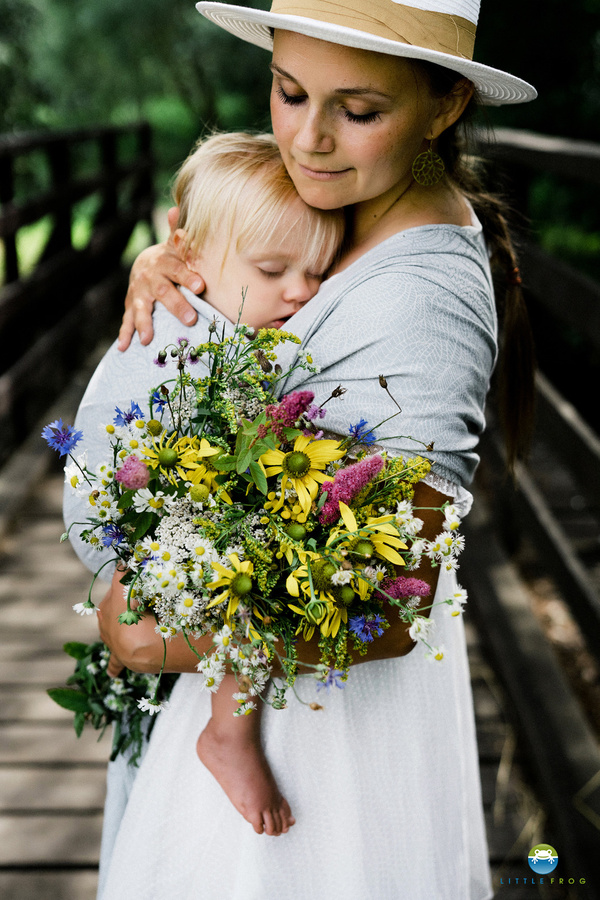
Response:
[0,123,155,467]
[466,128,600,894]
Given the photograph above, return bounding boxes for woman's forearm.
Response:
[97,568,210,674]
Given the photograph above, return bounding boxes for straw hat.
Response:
[196,0,536,106]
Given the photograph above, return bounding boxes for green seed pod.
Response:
[189,484,210,503]
[353,539,374,559]
[147,419,163,436]
[339,585,356,605]
[285,523,307,541]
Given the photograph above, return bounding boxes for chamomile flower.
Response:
[73,601,96,616]
[137,698,168,715]
[132,489,167,514]
[425,645,445,662]
[408,616,435,643]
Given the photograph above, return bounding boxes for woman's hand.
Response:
[117,208,205,351]
[97,567,209,674]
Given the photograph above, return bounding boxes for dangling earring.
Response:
[412,140,445,186]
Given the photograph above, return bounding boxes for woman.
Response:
[93,0,536,896]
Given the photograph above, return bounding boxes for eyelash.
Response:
[276,86,381,125]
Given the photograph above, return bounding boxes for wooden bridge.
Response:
[0,124,598,899]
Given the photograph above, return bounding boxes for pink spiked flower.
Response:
[319,455,385,525]
[375,576,431,603]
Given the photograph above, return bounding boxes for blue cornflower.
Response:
[41,419,83,457]
[150,389,167,412]
[316,668,346,693]
[349,614,385,643]
[348,418,376,445]
[101,524,126,547]
[113,401,145,426]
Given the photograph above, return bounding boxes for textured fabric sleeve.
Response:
[276,226,497,486]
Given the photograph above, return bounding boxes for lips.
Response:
[295,162,350,181]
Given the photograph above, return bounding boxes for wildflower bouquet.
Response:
[51,321,467,727]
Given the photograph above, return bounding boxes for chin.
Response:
[294,184,348,211]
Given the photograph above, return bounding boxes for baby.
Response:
[171,133,344,837]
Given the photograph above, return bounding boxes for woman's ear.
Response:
[431,78,474,139]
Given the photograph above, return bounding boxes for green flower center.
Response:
[230,573,253,597]
[351,539,374,559]
[338,584,356,605]
[310,558,338,592]
[283,450,311,477]
[158,448,178,467]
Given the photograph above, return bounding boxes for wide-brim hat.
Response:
[196,0,536,106]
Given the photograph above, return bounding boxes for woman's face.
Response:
[270,31,447,216]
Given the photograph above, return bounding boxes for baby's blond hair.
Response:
[173,132,344,274]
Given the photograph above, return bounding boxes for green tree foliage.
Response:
[0,0,49,129]
[3,0,272,175]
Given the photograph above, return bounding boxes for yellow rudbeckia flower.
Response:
[260,434,344,516]
[142,435,219,486]
[328,503,408,596]
[206,554,254,621]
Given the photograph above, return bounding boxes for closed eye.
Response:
[276,86,306,106]
[343,109,381,124]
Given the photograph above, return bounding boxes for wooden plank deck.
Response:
[0,470,570,900]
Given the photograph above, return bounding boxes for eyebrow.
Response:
[269,62,393,100]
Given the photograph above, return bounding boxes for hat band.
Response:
[270,0,476,60]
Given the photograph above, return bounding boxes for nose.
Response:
[282,272,317,305]
[293,105,334,155]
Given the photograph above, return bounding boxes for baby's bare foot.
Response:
[196,719,295,836]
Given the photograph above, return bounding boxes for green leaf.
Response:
[236,448,254,474]
[117,489,135,511]
[62,641,90,660]
[47,688,90,713]
[249,460,267,495]
[74,712,86,738]
[212,454,238,472]
[131,511,156,541]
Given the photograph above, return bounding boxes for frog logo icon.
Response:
[528,844,558,874]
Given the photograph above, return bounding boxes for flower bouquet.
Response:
[48,320,467,754]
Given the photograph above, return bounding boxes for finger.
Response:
[107,654,125,678]
[155,278,199,327]
[167,206,180,236]
[130,295,157,346]
[117,306,136,352]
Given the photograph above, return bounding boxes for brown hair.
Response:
[418,62,536,474]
